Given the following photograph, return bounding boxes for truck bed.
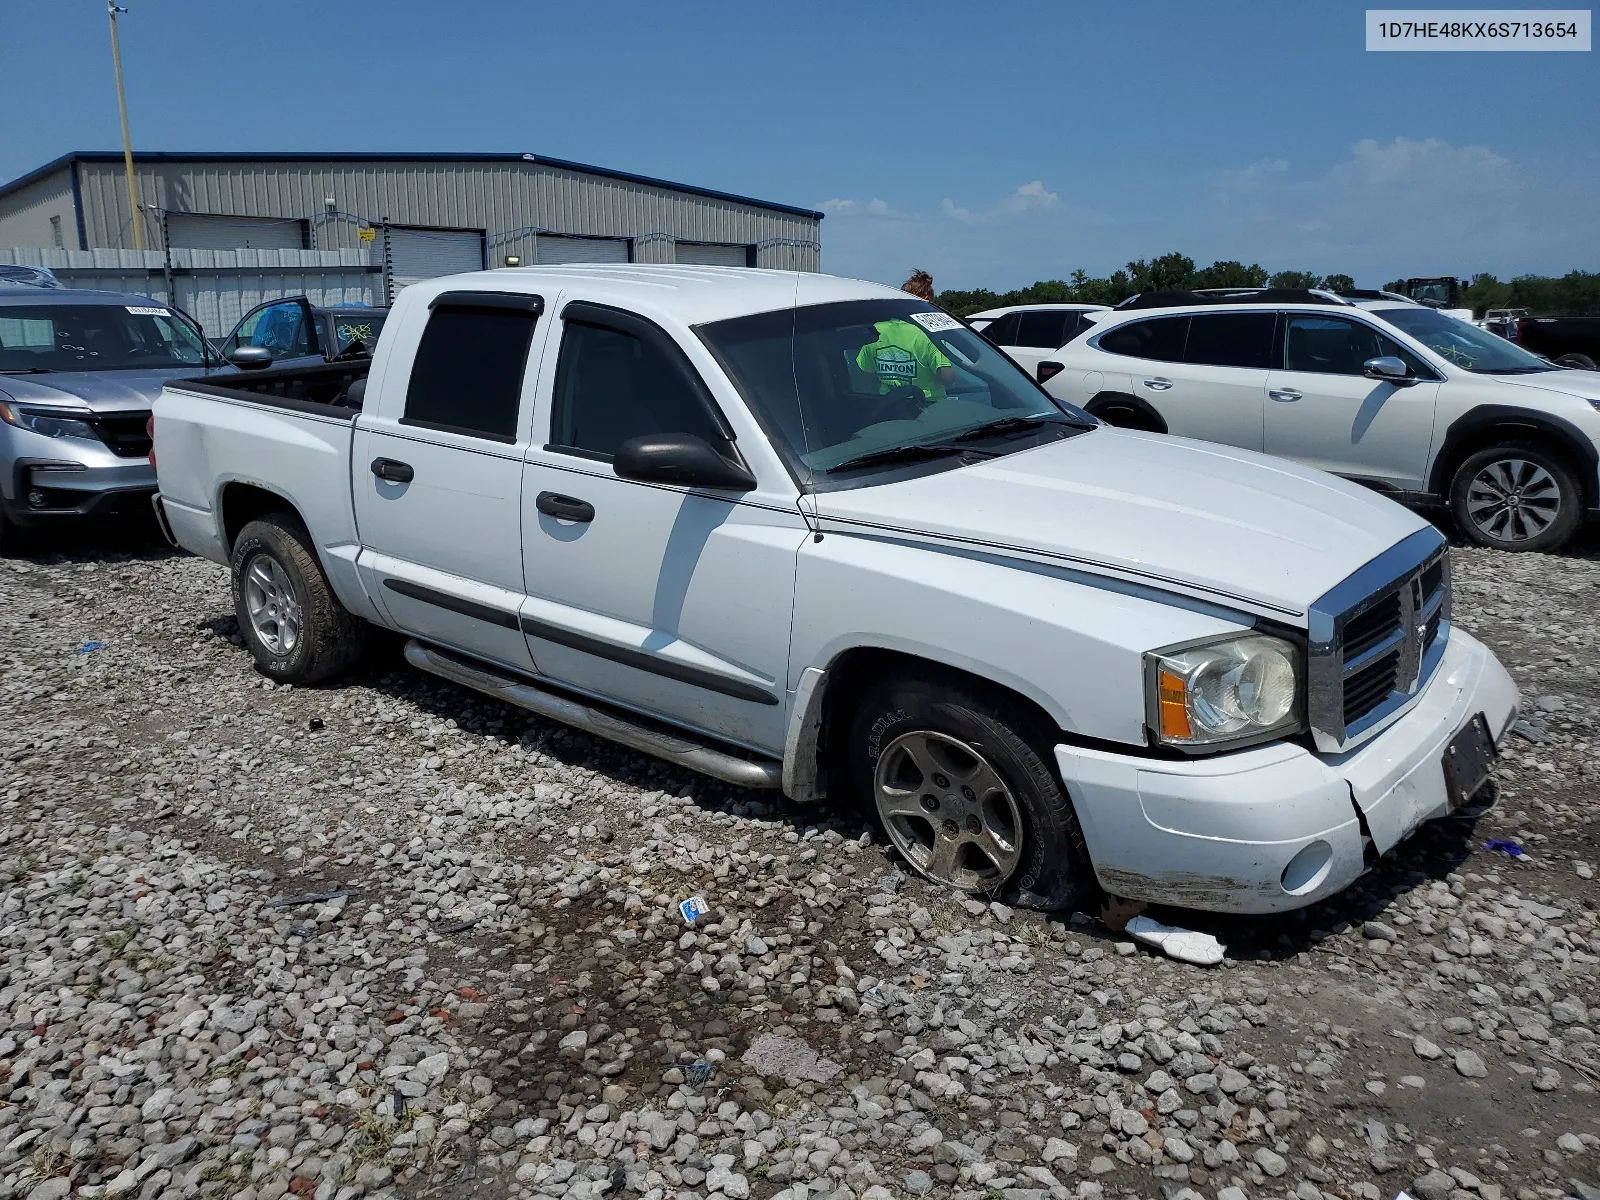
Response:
[172,360,370,416]
[154,363,374,624]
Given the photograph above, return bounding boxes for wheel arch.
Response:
[1429,406,1599,508]
[217,479,306,551]
[788,645,1076,805]
[1083,391,1169,434]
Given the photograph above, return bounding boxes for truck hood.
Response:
[0,368,203,413]
[812,427,1431,619]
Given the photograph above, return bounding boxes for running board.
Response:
[402,640,783,790]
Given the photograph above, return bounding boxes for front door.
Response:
[352,291,546,672]
[519,301,804,755]
[221,297,323,369]
[1264,313,1441,487]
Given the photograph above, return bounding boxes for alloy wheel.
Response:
[1465,458,1561,544]
[874,730,1023,891]
[243,553,302,656]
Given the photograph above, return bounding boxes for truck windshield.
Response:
[1374,306,1556,374]
[698,298,1094,484]
[0,303,208,372]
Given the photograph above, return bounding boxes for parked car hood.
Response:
[0,367,204,413]
[1484,369,1600,403]
[812,427,1430,619]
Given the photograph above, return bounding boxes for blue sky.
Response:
[3,0,1596,290]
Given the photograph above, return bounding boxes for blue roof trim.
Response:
[0,151,824,221]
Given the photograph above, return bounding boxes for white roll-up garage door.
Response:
[674,242,751,267]
[536,235,631,265]
[386,227,485,300]
[167,213,307,251]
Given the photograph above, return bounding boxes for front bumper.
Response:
[1055,628,1518,914]
[2,428,155,527]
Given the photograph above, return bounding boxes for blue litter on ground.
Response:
[79,641,105,654]
[679,895,709,925]
[686,1061,713,1086]
[1484,838,1527,858]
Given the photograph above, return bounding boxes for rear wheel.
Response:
[846,670,1093,910]
[231,514,366,683]
[1449,442,1582,552]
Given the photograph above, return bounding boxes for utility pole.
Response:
[107,1,143,250]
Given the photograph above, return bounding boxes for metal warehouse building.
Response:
[0,151,823,330]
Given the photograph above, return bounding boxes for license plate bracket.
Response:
[1442,711,1496,810]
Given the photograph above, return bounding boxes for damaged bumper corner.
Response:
[1054,628,1519,915]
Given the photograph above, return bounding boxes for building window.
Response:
[50,216,63,249]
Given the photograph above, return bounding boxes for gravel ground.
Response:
[0,520,1596,1200]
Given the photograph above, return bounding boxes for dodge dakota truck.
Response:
[152,265,1519,915]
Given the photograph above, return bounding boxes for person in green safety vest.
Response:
[855,270,958,404]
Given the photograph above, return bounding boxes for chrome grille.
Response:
[1307,528,1451,753]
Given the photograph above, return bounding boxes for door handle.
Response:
[536,491,595,523]
[371,457,414,482]
[1269,388,1303,402]
[1142,378,1173,391]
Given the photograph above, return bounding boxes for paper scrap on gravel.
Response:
[741,1033,842,1082]
[1126,915,1225,966]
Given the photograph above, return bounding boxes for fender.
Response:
[1429,404,1600,505]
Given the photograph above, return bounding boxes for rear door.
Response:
[1265,313,1440,487]
[1165,311,1276,450]
[1004,309,1074,378]
[351,290,546,672]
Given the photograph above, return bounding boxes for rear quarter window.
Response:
[1096,316,1189,363]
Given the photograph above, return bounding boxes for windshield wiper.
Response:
[0,366,53,374]
[826,442,999,474]
[948,414,1088,443]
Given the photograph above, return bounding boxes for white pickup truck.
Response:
[153,265,1518,916]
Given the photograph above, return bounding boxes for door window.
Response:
[979,312,1021,345]
[402,306,539,441]
[229,301,313,361]
[1096,316,1188,362]
[1014,310,1072,349]
[550,316,727,459]
[1184,312,1276,369]
[1283,315,1427,376]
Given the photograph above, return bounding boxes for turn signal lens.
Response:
[1157,667,1192,740]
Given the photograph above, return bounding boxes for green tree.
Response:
[1268,270,1320,290]
[1192,261,1269,289]
[1127,252,1196,294]
[1319,273,1356,293]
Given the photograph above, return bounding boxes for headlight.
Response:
[1146,633,1303,749]
[0,401,97,441]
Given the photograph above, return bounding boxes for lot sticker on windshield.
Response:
[910,311,961,333]
[125,306,168,316]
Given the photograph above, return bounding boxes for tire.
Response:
[1555,353,1597,371]
[1448,442,1583,552]
[230,514,366,683]
[846,670,1094,911]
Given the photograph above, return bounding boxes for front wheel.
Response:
[231,514,366,683]
[1448,443,1583,552]
[847,671,1093,910]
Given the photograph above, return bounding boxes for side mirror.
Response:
[229,346,273,371]
[1362,356,1413,384]
[614,433,756,492]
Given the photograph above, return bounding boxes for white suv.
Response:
[967,303,1110,380]
[1040,288,1600,552]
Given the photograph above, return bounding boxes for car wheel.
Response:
[1449,443,1583,552]
[1555,353,1597,371]
[231,514,366,684]
[847,670,1093,910]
